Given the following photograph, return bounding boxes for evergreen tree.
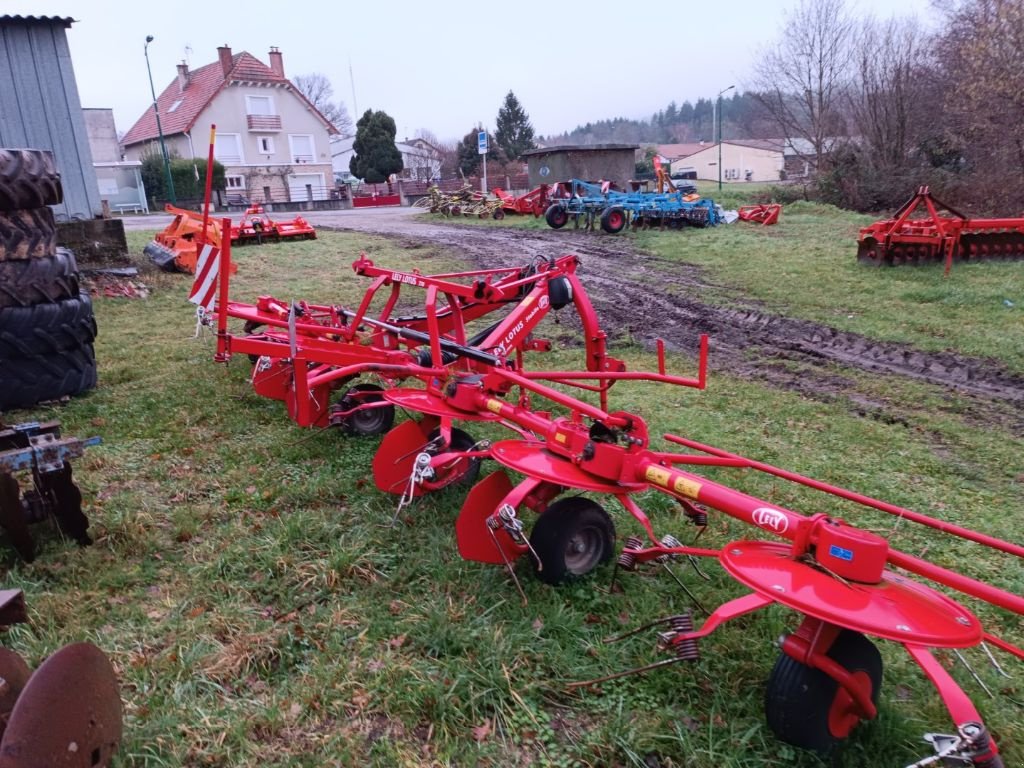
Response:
[349,109,403,184]
[457,126,492,176]
[494,91,536,161]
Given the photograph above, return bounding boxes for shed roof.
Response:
[0,15,74,25]
[522,143,638,156]
[122,50,337,146]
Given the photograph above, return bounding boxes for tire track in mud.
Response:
[321,215,1024,432]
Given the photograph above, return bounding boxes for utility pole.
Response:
[717,85,735,191]
[145,35,176,205]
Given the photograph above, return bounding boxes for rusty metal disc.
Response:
[0,642,122,767]
[0,648,31,741]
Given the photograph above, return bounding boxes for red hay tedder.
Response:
[199,223,1021,766]
[492,186,551,217]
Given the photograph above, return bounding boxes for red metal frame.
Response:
[858,186,1024,274]
[368,352,1021,759]
[492,186,550,217]
[230,205,316,244]
[737,204,781,226]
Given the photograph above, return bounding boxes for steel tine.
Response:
[980,641,1012,679]
[659,563,709,616]
[602,615,678,645]
[487,524,528,606]
[953,649,994,699]
[567,656,685,690]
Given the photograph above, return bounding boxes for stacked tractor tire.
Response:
[0,148,97,411]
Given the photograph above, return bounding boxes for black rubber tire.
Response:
[0,293,97,358]
[529,497,615,585]
[0,207,57,260]
[0,149,63,210]
[0,248,80,309]
[764,630,883,755]
[599,206,627,234]
[334,383,395,437]
[547,276,573,310]
[0,344,97,411]
[545,204,569,230]
[492,209,505,220]
[426,427,481,488]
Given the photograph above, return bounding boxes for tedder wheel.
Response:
[426,427,481,488]
[599,206,627,234]
[492,208,506,220]
[545,204,569,230]
[764,629,883,755]
[334,383,395,437]
[528,497,615,585]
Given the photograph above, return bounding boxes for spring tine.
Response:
[980,642,1012,679]
[659,563,709,616]
[487,522,528,606]
[687,555,712,581]
[602,615,678,644]
[566,656,685,690]
[953,650,994,698]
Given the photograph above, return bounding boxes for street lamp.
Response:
[717,84,735,191]
[144,35,176,205]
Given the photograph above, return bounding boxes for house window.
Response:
[246,95,274,116]
[214,133,243,165]
[226,175,245,190]
[289,134,315,164]
[257,136,275,155]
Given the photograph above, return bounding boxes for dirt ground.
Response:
[125,207,1024,431]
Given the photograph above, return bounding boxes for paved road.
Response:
[118,205,420,233]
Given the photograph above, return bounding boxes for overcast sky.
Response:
[4,0,935,142]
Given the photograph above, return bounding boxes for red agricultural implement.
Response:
[858,186,1024,272]
[202,224,633,431]
[737,203,781,226]
[368,345,1020,765]
[144,205,227,273]
[492,186,550,217]
[231,205,316,245]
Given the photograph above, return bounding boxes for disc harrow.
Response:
[857,186,1024,272]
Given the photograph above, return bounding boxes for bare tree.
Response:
[749,0,854,172]
[292,73,353,136]
[933,0,1024,209]
[847,17,928,172]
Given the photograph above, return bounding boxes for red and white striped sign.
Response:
[187,243,221,312]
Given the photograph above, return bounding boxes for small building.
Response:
[122,45,338,204]
[521,144,638,188]
[84,108,148,214]
[0,14,102,220]
[670,139,786,184]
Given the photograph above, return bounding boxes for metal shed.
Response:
[522,144,638,189]
[0,14,101,221]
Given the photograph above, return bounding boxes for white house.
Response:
[331,135,442,183]
[122,45,338,203]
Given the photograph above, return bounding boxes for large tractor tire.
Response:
[545,204,569,229]
[0,247,80,309]
[0,148,63,210]
[0,293,97,358]
[0,344,97,411]
[599,206,628,234]
[0,207,57,260]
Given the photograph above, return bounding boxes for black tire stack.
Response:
[0,149,97,411]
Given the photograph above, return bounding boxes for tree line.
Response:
[550,0,1024,214]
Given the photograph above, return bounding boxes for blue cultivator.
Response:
[543,178,721,234]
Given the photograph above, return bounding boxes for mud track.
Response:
[322,214,1024,433]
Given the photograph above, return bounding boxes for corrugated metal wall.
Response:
[0,17,101,220]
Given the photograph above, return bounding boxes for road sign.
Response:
[478,131,488,155]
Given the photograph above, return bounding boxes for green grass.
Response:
[1,228,1021,766]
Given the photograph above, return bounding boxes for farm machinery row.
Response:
[146,204,316,273]
[197,225,1021,766]
[411,184,505,219]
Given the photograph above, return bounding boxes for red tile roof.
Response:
[122,51,336,146]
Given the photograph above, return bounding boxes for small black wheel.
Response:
[492,208,505,220]
[764,629,883,755]
[599,206,627,234]
[334,383,395,436]
[425,427,481,488]
[545,204,569,230]
[529,497,615,585]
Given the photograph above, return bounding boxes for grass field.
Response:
[2,215,1021,767]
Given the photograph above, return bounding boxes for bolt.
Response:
[731,549,742,556]
[897,624,912,632]
[956,616,970,626]
[772,584,785,592]
[67,742,79,753]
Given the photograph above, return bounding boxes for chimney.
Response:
[217,45,233,77]
[268,46,284,77]
[176,62,189,91]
